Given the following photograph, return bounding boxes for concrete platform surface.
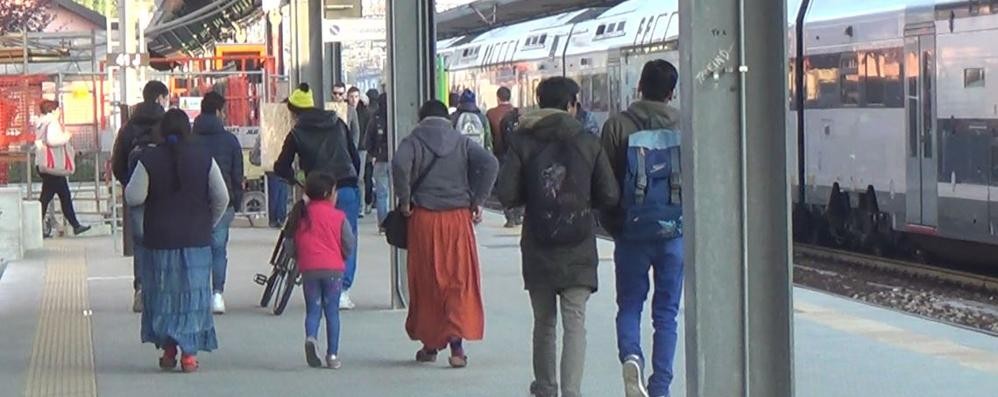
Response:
[1,211,997,396]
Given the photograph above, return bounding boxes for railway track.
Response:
[794,244,998,294]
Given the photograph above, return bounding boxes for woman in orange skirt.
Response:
[392,100,499,368]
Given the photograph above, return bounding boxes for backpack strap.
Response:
[411,137,440,193]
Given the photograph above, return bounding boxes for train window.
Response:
[804,53,840,108]
[840,54,861,106]
[597,25,607,36]
[861,49,903,107]
[540,34,548,45]
[616,22,626,32]
[964,68,985,88]
[592,73,610,112]
[607,23,617,33]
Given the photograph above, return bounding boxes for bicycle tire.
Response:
[259,268,281,307]
[273,257,298,315]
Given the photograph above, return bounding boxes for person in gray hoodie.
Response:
[391,100,498,368]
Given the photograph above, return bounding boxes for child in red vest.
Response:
[285,172,355,368]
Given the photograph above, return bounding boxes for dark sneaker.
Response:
[73,225,91,236]
[159,345,178,370]
[623,355,649,397]
[305,339,322,368]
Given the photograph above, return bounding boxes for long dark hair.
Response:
[284,172,338,236]
[157,109,193,191]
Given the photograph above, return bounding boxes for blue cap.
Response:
[460,89,476,104]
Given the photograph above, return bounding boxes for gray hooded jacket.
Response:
[392,116,499,210]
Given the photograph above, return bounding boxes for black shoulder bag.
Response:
[381,153,439,249]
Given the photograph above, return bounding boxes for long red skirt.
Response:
[405,207,484,348]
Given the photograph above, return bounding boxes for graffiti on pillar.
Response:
[695,43,735,86]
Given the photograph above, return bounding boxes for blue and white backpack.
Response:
[620,111,682,241]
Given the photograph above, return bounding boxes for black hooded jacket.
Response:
[496,109,619,292]
[111,102,165,185]
[274,108,360,186]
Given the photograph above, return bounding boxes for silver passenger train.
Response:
[438,0,998,265]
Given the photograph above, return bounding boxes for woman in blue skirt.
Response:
[125,109,230,373]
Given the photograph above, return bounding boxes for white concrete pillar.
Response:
[21,200,43,251]
[0,187,24,262]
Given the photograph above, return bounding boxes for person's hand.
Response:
[471,206,483,225]
[400,203,412,217]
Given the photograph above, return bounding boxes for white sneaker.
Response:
[339,290,356,310]
[623,355,649,397]
[212,292,226,314]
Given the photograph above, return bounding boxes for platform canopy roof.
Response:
[145,0,261,57]
[436,0,624,39]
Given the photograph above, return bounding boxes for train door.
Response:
[904,28,939,227]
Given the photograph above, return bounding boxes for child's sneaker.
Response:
[305,338,322,368]
[326,354,342,369]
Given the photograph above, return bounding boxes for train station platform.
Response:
[1,212,997,396]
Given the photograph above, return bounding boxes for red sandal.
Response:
[159,345,178,370]
[180,354,199,373]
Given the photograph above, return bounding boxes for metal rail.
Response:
[794,244,998,293]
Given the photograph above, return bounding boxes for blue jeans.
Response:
[130,205,145,291]
[614,237,684,397]
[267,174,289,226]
[336,186,360,290]
[303,275,343,356]
[373,162,390,224]
[210,207,236,293]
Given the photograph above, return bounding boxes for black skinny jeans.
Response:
[39,172,82,228]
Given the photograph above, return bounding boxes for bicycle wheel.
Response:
[259,268,281,307]
[273,259,298,315]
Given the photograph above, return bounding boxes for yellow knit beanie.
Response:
[288,83,315,109]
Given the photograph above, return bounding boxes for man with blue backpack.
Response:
[600,60,683,397]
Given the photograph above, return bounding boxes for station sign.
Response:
[322,18,386,42]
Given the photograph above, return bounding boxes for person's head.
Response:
[287,83,315,116]
[332,82,347,102]
[639,59,678,102]
[201,91,226,115]
[39,99,60,115]
[536,77,580,114]
[143,81,170,109]
[159,108,192,143]
[365,89,380,105]
[460,89,476,105]
[347,86,362,107]
[418,100,449,120]
[496,87,511,103]
[304,172,338,203]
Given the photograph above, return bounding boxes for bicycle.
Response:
[254,228,299,315]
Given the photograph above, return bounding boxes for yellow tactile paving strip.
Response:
[23,242,97,397]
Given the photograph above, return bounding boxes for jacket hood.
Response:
[627,100,680,129]
[456,102,481,114]
[131,102,165,126]
[411,117,462,157]
[519,109,583,141]
[295,108,339,133]
[193,113,226,135]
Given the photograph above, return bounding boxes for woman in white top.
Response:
[35,100,90,237]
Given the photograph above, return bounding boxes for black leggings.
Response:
[39,172,81,228]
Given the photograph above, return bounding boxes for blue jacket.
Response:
[194,113,244,210]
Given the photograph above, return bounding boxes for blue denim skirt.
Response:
[140,246,218,354]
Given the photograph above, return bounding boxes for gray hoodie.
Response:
[392,117,499,211]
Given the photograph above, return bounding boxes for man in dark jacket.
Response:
[496,77,619,397]
[600,60,683,397]
[274,83,362,309]
[110,80,169,313]
[360,88,380,214]
[193,91,244,314]
[364,94,391,227]
[486,86,522,228]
